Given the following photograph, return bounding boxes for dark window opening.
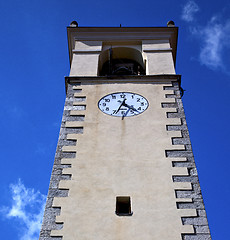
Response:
[115,196,133,216]
[100,59,145,76]
[98,47,146,76]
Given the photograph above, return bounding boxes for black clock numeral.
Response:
[112,110,117,114]
[137,98,140,102]
[120,94,126,98]
[103,103,106,106]
[106,107,109,111]
[141,102,144,106]
[138,107,141,110]
[105,99,110,102]
[112,95,116,99]
[131,95,135,99]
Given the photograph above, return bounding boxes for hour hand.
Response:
[116,99,126,113]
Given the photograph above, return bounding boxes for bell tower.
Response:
[39,22,212,240]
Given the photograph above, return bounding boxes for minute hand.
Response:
[116,98,126,113]
[123,103,139,112]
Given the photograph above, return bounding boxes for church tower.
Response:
[39,22,212,240]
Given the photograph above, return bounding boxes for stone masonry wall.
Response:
[39,83,84,240]
[163,81,212,240]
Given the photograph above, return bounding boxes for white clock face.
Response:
[98,92,149,118]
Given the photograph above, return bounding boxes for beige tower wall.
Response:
[39,27,212,240]
[143,40,175,74]
[51,79,195,240]
[54,28,186,239]
[70,40,102,76]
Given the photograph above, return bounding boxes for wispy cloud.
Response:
[1,179,46,240]
[198,18,228,70]
[192,17,230,72]
[181,2,230,73]
[181,0,199,22]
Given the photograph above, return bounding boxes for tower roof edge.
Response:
[66,26,178,69]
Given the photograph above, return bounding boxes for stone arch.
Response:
[98,47,146,76]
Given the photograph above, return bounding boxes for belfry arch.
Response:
[98,47,146,76]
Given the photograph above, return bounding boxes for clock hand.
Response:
[122,103,140,113]
[116,98,126,113]
[122,108,130,120]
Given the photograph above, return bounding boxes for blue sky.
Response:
[0,0,230,239]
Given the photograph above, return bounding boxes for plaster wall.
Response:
[70,39,175,76]
[70,53,100,76]
[146,51,175,74]
[51,80,190,240]
[143,40,175,74]
[102,42,142,52]
[142,39,170,49]
[70,40,102,76]
[74,40,102,51]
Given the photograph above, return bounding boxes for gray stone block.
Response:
[41,222,63,231]
[161,103,178,108]
[182,216,208,225]
[40,236,62,240]
[167,125,188,131]
[183,234,212,240]
[60,152,76,158]
[181,130,190,138]
[172,176,199,183]
[176,190,203,199]
[39,83,85,239]
[165,94,176,98]
[190,168,198,176]
[172,162,196,168]
[167,112,185,118]
[194,226,210,234]
[64,127,83,134]
[185,145,192,151]
[65,115,85,121]
[177,201,205,210]
[197,210,207,217]
[166,150,194,158]
[74,97,86,102]
[48,189,69,198]
[58,139,76,146]
[43,197,54,208]
[172,138,191,145]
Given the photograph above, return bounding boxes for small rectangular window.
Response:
[115,196,133,216]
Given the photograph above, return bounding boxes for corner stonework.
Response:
[163,81,212,240]
[39,83,85,240]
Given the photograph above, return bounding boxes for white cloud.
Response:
[199,22,223,69]
[1,179,46,240]
[181,2,230,73]
[192,17,230,71]
[181,0,199,22]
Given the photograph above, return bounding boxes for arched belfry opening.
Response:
[98,47,146,76]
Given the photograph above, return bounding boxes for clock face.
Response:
[98,92,149,118]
